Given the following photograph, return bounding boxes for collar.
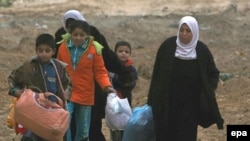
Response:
[68,37,90,49]
[124,58,133,66]
[30,56,53,65]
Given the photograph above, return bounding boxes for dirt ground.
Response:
[0,0,250,141]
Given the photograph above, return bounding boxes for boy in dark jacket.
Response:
[108,40,138,141]
[8,33,71,141]
[109,40,138,105]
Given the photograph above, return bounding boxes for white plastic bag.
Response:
[105,93,132,130]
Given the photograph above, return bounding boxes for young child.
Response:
[8,33,71,141]
[109,40,138,105]
[108,40,138,141]
[55,10,124,141]
[56,20,114,141]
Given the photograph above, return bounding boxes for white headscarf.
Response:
[175,16,199,60]
[63,10,86,30]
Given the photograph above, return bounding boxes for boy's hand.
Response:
[108,72,115,79]
[64,88,72,100]
[104,86,115,94]
[14,89,24,98]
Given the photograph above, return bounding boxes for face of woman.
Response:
[179,23,193,44]
[65,18,75,32]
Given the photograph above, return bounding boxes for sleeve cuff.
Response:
[9,87,20,96]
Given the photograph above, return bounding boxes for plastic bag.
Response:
[122,104,156,141]
[105,93,132,130]
[6,98,17,129]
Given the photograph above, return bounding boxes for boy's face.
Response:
[36,44,54,63]
[115,45,131,62]
[71,27,88,46]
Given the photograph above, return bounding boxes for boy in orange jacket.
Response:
[57,20,114,141]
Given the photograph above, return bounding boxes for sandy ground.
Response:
[0,0,250,141]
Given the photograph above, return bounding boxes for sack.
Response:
[105,93,132,130]
[6,98,17,129]
[122,104,156,141]
[14,89,69,141]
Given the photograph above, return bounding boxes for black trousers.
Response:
[89,106,106,141]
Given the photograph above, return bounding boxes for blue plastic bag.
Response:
[122,104,156,141]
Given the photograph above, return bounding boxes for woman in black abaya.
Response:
[147,16,224,141]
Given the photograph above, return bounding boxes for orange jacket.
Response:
[57,37,111,105]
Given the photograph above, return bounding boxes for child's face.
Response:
[36,44,54,63]
[71,28,88,46]
[115,45,131,62]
